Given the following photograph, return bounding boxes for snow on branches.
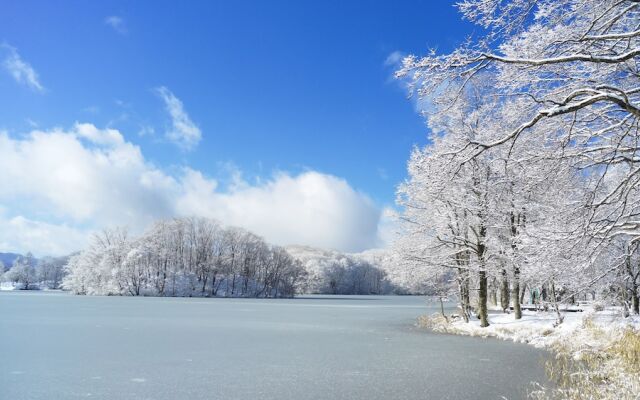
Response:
[394,0,640,325]
[63,218,307,298]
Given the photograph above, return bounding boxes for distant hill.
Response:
[0,253,22,269]
[285,245,429,295]
[285,245,345,262]
[284,245,399,294]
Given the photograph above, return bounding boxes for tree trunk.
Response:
[500,269,509,313]
[633,287,639,315]
[231,274,237,296]
[550,280,564,326]
[489,278,497,307]
[462,271,471,322]
[439,296,448,322]
[457,267,470,322]
[478,270,489,327]
[201,275,208,295]
[512,268,522,319]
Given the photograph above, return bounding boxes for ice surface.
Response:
[0,292,549,399]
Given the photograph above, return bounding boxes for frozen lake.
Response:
[0,292,548,399]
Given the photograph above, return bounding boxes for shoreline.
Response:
[418,308,640,399]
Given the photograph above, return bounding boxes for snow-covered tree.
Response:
[3,253,37,289]
[63,217,308,298]
[37,256,69,289]
[286,245,396,295]
[394,0,640,322]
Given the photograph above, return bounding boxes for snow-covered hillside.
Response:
[285,245,398,294]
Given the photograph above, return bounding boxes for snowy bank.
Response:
[0,282,21,291]
[419,309,640,399]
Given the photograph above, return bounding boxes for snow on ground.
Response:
[430,308,639,349]
[1,282,17,291]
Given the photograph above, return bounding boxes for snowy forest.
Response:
[393,0,640,326]
[1,253,68,291]
[41,217,394,298]
[60,218,306,297]
[286,246,396,295]
[1,220,398,297]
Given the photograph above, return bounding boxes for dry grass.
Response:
[530,320,640,400]
[416,313,450,331]
[611,329,640,375]
[541,328,554,337]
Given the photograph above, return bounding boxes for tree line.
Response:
[59,218,398,298]
[63,217,307,298]
[2,222,401,297]
[1,253,68,290]
[394,0,640,325]
[287,246,395,295]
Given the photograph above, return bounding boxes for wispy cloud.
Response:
[137,125,155,137]
[155,86,202,151]
[25,118,38,128]
[104,16,127,35]
[82,105,100,114]
[384,50,404,67]
[1,44,44,92]
[377,167,389,181]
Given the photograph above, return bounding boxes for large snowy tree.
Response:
[395,0,640,319]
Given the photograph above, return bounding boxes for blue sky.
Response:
[0,1,474,255]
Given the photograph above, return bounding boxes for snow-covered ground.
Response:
[0,282,17,290]
[430,308,638,347]
[0,282,52,291]
[423,308,640,399]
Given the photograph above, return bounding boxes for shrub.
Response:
[416,313,450,331]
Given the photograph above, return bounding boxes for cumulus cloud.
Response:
[156,86,202,150]
[0,210,89,256]
[0,124,177,227]
[176,169,381,252]
[0,124,383,255]
[1,44,44,92]
[74,123,125,147]
[376,207,400,247]
[104,16,127,34]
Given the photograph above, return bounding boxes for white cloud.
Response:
[0,124,176,228]
[74,123,125,147]
[0,211,89,256]
[376,206,400,247]
[156,86,202,150]
[105,16,127,35]
[0,124,383,255]
[1,44,44,92]
[176,169,381,252]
